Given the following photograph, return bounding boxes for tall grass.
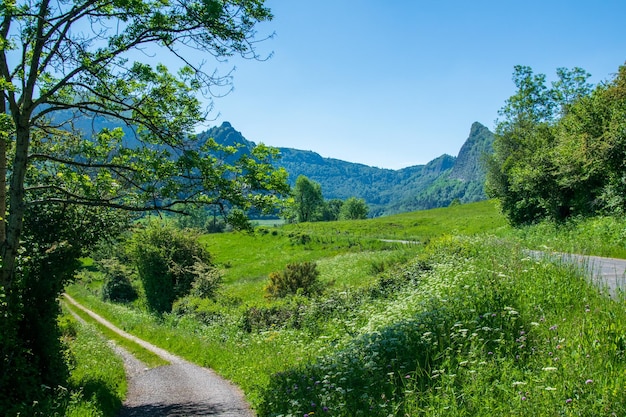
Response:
[510,215,626,258]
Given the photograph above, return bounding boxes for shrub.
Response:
[100,259,138,303]
[131,220,218,313]
[264,261,323,299]
[241,301,303,332]
[189,263,223,299]
[172,296,225,325]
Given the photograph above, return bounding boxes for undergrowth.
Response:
[16,310,127,417]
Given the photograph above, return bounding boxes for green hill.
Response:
[203,121,494,216]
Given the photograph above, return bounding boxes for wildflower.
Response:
[566,398,573,404]
[521,396,527,401]
[542,367,558,372]
[550,325,558,331]
[545,386,557,391]
[585,379,593,384]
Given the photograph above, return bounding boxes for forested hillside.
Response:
[204,121,494,216]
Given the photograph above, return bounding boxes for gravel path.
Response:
[63,294,255,417]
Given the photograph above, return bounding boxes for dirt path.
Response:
[63,294,255,417]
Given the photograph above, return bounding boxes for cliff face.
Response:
[450,122,494,182]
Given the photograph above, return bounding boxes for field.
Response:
[66,200,626,416]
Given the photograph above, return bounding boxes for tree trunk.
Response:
[0,116,29,290]
[0,99,6,246]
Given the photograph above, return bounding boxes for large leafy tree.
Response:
[485,65,592,225]
[0,0,288,409]
[487,64,625,225]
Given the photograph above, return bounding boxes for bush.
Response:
[100,259,138,303]
[264,261,323,299]
[131,220,218,313]
[189,264,223,299]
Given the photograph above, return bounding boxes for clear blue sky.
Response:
[203,1,625,170]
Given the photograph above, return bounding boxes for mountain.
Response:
[43,109,494,216]
[203,121,495,217]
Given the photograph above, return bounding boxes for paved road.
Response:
[529,251,626,298]
[63,294,255,417]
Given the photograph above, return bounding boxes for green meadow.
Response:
[66,200,626,416]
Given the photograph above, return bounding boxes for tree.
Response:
[0,0,288,410]
[339,196,369,220]
[552,65,626,215]
[320,198,343,221]
[485,65,593,225]
[292,175,324,222]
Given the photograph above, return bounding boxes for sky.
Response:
[200,0,626,170]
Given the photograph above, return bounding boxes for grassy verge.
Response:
[509,215,626,258]
[22,310,128,417]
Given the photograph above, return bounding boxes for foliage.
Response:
[320,199,344,221]
[170,204,228,233]
[292,175,324,222]
[5,310,126,416]
[486,63,626,225]
[189,263,223,299]
[0,203,128,415]
[264,261,323,299]
[131,221,220,313]
[509,215,626,259]
[338,196,369,220]
[100,259,138,303]
[61,199,626,416]
[69,223,626,416]
[257,236,626,416]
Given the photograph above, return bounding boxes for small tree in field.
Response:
[292,175,324,222]
[339,197,369,220]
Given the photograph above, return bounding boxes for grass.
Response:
[65,199,626,416]
[509,215,626,258]
[24,309,128,417]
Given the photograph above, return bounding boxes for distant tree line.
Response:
[285,175,369,223]
[486,64,626,225]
